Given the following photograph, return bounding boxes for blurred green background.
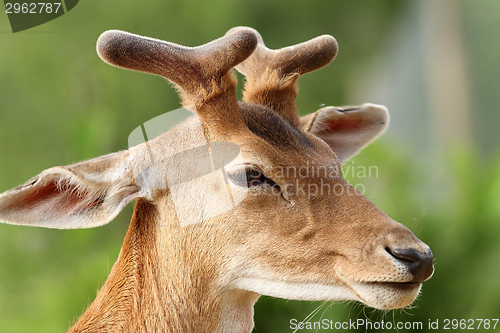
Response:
[1,0,499,332]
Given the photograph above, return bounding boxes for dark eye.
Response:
[228,167,273,188]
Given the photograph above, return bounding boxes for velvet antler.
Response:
[97,29,258,130]
[227,27,338,127]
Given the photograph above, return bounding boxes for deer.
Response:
[0,27,433,332]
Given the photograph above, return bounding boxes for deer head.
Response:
[0,27,433,332]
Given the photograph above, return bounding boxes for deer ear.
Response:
[0,150,141,229]
[302,103,389,164]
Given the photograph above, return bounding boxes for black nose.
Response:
[386,247,434,282]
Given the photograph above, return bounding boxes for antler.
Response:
[96,29,258,129]
[228,27,338,127]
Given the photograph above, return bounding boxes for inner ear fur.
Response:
[301,103,389,164]
[0,151,141,229]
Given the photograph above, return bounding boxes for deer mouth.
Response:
[338,275,423,309]
[370,281,421,291]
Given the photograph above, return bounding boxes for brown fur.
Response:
[0,28,433,333]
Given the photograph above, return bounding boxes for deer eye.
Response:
[228,167,273,188]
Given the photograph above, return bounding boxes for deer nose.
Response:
[386,247,434,282]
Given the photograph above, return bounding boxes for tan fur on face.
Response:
[0,27,433,332]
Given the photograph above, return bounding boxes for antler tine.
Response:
[227,27,338,127]
[96,29,258,106]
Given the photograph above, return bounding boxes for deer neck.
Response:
[69,198,259,333]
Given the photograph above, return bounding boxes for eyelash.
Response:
[228,167,275,188]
